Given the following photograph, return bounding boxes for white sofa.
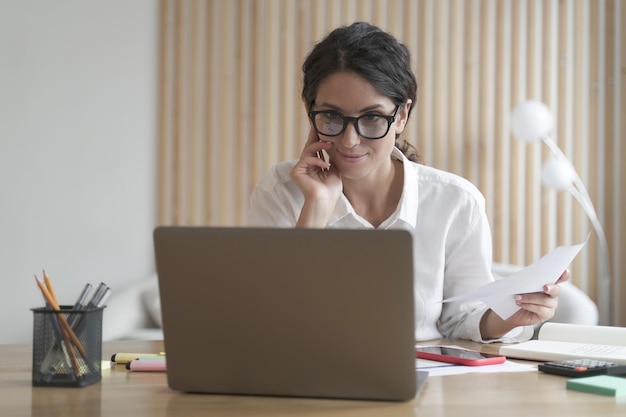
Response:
[103,273,163,341]
[102,263,599,341]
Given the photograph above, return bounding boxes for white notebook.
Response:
[499,323,626,364]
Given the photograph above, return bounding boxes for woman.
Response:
[247,22,568,342]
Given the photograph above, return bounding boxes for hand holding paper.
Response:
[442,237,588,320]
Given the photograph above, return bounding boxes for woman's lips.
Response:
[337,151,366,163]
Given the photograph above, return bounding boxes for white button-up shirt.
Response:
[247,147,532,342]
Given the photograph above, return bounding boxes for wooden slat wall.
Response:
[157,0,625,326]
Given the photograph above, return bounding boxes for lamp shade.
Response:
[541,156,576,190]
[510,100,554,142]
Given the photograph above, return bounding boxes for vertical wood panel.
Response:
[448,0,463,176]
[236,0,253,219]
[157,0,625,325]
[541,0,558,259]
[615,0,625,324]
[433,0,448,171]
[417,0,434,165]
[573,0,590,289]
[493,0,512,263]
[479,0,496,226]
[526,0,541,262]
[509,0,524,265]
[173,0,186,225]
[464,0,480,185]
[206,1,218,224]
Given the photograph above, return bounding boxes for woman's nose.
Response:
[340,121,361,148]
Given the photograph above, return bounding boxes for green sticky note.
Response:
[566,375,626,396]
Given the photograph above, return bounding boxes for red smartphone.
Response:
[416,346,506,366]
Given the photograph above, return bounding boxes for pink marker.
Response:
[126,358,167,372]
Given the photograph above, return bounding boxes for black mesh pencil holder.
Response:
[31,306,104,387]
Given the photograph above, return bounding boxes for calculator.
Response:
[538,359,626,378]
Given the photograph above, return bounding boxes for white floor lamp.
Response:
[510,100,612,325]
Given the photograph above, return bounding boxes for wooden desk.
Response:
[1,340,624,416]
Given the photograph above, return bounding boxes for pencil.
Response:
[42,270,58,304]
[35,275,83,377]
[34,276,88,359]
[59,321,82,377]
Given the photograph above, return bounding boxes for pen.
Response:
[133,357,167,361]
[96,287,112,307]
[67,283,93,328]
[74,283,93,310]
[68,285,111,339]
[110,352,166,364]
[86,283,108,308]
[126,358,167,372]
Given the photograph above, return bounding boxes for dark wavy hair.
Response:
[302,22,420,162]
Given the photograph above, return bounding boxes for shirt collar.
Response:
[327,147,419,229]
[387,147,419,229]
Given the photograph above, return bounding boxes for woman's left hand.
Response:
[480,269,571,339]
[507,268,571,327]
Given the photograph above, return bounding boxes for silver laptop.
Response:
[154,227,425,401]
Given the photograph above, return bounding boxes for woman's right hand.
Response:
[290,127,342,228]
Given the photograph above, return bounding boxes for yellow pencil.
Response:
[42,270,58,304]
[34,275,83,377]
[34,275,88,360]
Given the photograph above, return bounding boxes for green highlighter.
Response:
[566,375,626,396]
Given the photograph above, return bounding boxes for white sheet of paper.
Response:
[441,237,588,320]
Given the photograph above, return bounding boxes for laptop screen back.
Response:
[154,227,417,401]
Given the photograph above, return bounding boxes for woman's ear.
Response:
[395,100,413,134]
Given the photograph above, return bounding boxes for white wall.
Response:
[0,0,158,343]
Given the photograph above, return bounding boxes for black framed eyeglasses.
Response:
[308,105,400,140]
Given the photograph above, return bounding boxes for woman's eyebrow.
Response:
[359,105,387,113]
[314,103,386,113]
